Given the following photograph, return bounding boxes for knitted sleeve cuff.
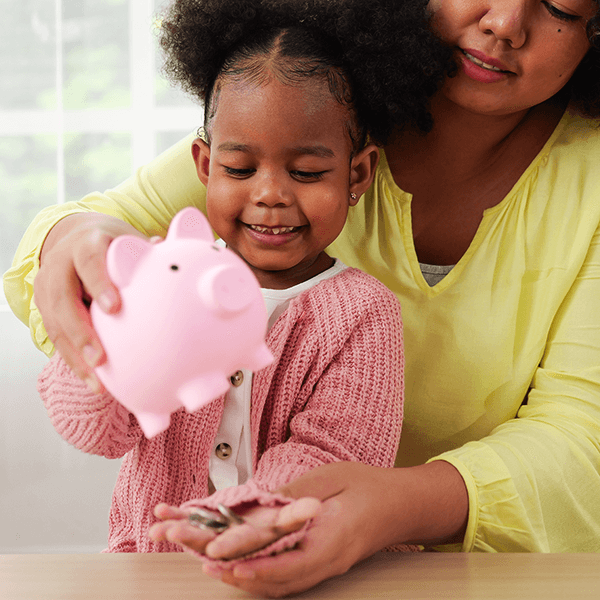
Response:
[180,479,310,567]
[38,352,141,457]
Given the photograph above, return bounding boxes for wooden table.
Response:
[1,552,599,599]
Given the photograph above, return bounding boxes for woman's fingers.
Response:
[35,251,106,392]
[35,213,148,389]
[149,504,218,550]
[204,498,321,561]
[150,499,321,561]
[276,461,350,502]
[71,226,121,316]
[205,521,279,560]
[274,497,321,532]
[213,498,356,598]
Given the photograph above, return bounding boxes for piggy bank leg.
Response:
[245,343,274,372]
[177,374,230,413]
[135,412,172,439]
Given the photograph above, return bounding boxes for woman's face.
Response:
[428,0,597,116]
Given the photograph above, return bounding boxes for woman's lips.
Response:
[458,48,513,83]
[462,48,512,73]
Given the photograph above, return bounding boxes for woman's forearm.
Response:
[378,460,469,548]
[278,459,469,554]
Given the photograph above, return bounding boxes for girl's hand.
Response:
[34,213,150,392]
[148,498,321,560]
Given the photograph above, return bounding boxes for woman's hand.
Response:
[199,461,468,598]
[148,498,321,559]
[34,213,149,392]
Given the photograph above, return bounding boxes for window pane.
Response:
[63,0,130,109]
[0,1,56,110]
[64,132,131,202]
[155,74,201,108]
[153,0,199,109]
[0,135,57,276]
[156,130,193,155]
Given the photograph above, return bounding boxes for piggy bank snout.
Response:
[198,265,254,315]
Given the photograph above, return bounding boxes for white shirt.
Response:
[208,253,348,491]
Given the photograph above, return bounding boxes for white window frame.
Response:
[0,0,201,310]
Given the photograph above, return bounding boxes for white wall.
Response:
[0,301,121,553]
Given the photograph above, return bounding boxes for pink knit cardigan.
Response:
[38,267,404,554]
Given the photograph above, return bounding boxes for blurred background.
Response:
[1,0,201,552]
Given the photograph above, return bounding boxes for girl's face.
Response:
[192,76,378,289]
[428,0,597,116]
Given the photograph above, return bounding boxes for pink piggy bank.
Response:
[91,207,273,439]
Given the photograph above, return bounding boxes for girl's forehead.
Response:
[208,76,358,154]
[211,75,354,128]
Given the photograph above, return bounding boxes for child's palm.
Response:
[149,498,320,560]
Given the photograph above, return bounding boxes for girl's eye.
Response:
[291,170,327,181]
[224,166,255,178]
[541,1,581,22]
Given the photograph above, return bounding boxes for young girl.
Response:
[35,0,446,555]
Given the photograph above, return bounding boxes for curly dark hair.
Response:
[157,0,600,146]
[569,1,600,117]
[157,0,455,147]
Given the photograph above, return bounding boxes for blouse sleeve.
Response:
[433,223,600,552]
[2,132,205,356]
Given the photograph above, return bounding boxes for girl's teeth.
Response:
[464,51,502,72]
[249,225,298,234]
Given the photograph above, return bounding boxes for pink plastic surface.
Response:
[91,207,273,438]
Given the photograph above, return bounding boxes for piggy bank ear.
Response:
[106,236,152,288]
[167,207,214,242]
[198,265,256,316]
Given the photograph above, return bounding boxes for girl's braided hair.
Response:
[157,0,455,147]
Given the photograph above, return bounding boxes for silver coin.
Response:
[217,503,245,526]
[188,508,230,532]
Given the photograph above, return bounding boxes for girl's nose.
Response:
[251,173,293,207]
[478,0,528,49]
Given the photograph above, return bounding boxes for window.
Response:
[0,0,201,307]
[0,0,204,554]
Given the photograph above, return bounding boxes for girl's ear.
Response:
[192,138,211,186]
[349,143,379,205]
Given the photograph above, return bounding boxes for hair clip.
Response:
[196,126,208,142]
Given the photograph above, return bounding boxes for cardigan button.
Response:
[215,443,232,460]
[230,371,244,386]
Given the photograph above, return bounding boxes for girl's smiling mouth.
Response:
[247,224,302,235]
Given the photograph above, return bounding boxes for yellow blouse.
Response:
[5,109,600,552]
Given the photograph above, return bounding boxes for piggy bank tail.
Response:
[135,412,172,439]
[176,344,274,415]
[245,343,274,372]
[177,373,231,413]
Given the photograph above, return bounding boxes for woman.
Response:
[4,0,600,596]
